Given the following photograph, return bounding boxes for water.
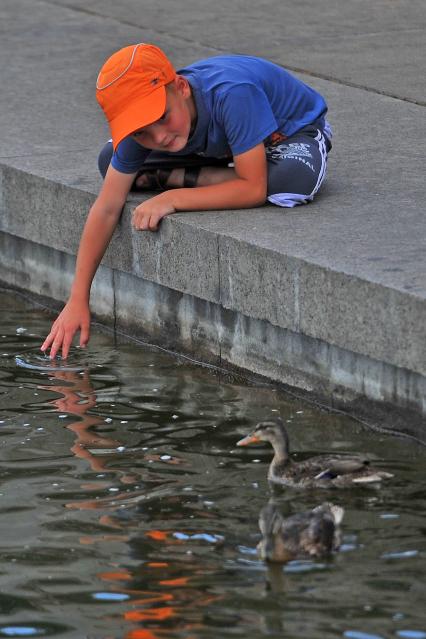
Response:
[0,289,425,639]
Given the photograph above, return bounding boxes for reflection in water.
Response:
[39,368,224,638]
[16,353,84,373]
[257,499,344,563]
[0,290,426,639]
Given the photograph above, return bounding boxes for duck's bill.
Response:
[236,433,260,446]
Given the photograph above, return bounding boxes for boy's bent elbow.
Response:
[255,186,268,206]
[246,180,267,207]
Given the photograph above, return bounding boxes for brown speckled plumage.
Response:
[257,501,344,562]
[237,418,393,488]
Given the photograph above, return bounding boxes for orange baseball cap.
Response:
[96,43,176,149]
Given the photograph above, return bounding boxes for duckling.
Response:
[257,501,344,562]
[237,418,393,487]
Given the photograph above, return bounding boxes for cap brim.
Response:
[109,84,167,150]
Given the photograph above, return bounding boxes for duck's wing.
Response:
[312,502,345,525]
[302,512,336,556]
[276,512,317,558]
[304,454,369,479]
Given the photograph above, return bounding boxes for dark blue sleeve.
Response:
[111,137,151,174]
[217,84,278,156]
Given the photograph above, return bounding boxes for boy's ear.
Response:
[174,74,191,98]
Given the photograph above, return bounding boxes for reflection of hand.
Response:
[42,370,96,415]
[132,192,176,231]
[52,370,94,394]
[41,369,123,472]
[41,299,91,360]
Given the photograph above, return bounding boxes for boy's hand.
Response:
[41,299,91,360]
[132,192,176,231]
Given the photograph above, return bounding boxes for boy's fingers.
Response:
[41,329,57,352]
[133,207,154,231]
[61,333,74,360]
[49,327,65,360]
[149,214,160,231]
[140,212,150,230]
[80,325,90,348]
[40,336,52,352]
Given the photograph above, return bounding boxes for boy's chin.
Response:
[164,136,187,152]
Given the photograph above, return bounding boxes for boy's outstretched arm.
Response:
[41,166,136,359]
[132,143,267,231]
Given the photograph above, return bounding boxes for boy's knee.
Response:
[267,160,319,197]
[266,135,328,200]
[98,140,114,179]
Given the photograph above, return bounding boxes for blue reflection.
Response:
[397,632,426,639]
[285,560,327,573]
[344,632,384,639]
[92,592,130,601]
[15,355,83,372]
[238,545,257,555]
[382,550,419,559]
[172,532,223,543]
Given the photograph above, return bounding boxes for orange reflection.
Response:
[98,571,133,582]
[39,368,221,638]
[125,631,161,639]
[124,607,175,621]
[159,578,189,587]
[145,531,169,541]
[96,542,222,638]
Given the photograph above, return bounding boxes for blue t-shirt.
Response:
[111,54,328,174]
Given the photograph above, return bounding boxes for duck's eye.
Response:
[262,422,275,428]
[256,424,270,433]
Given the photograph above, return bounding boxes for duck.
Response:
[257,501,344,562]
[237,418,393,487]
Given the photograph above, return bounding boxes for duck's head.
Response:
[237,418,290,454]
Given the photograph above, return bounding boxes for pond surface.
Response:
[0,289,425,639]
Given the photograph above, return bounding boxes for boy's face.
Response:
[131,77,195,152]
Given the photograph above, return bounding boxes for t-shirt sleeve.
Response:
[111,137,150,174]
[217,83,278,156]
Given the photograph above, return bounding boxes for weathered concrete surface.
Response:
[0,0,425,434]
[36,0,426,104]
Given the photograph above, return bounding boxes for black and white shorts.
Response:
[264,120,332,207]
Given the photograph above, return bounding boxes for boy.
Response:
[41,43,332,359]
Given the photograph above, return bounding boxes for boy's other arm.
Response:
[132,143,267,231]
[41,166,136,359]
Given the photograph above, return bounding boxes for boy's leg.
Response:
[97,140,231,190]
[265,124,332,207]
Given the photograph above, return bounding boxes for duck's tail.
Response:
[316,502,345,525]
[329,503,345,525]
[352,470,394,483]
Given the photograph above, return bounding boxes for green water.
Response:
[0,290,425,639]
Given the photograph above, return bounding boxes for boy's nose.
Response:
[151,126,167,146]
